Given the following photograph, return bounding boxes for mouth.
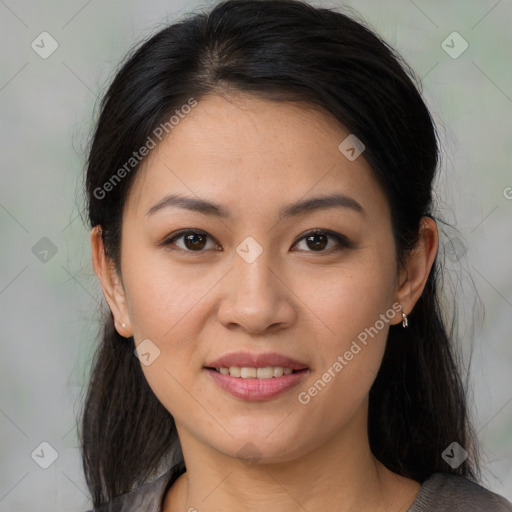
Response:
[203,351,310,400]
[203,365,309,401]
[204,366,308,379]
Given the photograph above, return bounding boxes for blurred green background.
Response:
[1,0,511,510]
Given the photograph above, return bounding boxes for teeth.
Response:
[229,366,241,377]
[216,366,299,378]
[257,367,273,379]
[241,367,257,378]
[273,367,284,377]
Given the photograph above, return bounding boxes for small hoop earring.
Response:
[401,312,408,328]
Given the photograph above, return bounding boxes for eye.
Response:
[163,228,352,254]
[292,229,352,253]
[163,230,220,252]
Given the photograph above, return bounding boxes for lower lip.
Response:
[205,368,309,401]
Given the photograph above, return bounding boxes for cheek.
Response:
[120,250,215,419]
[119,242,227,377]
[303,244,397,347]
[121,245,206,340]
[295,245,397,403]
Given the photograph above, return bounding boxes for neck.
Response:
[164,406,420,512]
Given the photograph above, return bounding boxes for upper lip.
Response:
[204,351,308,370]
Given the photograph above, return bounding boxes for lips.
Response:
[206,368,309,400]
[204,351,309,371]
[203,351,310,400]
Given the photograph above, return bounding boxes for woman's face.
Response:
[117,93,403,463]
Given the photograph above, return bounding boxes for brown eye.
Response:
[164,230,218,252]
[292,229,351,253]
[304,232,328,251]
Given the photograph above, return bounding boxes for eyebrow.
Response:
[146,192,364,219]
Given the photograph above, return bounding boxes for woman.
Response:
[79,0,512,510]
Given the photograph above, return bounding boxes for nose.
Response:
[216,248,296,334]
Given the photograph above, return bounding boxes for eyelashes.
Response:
[162,228,354,254]
[164,230,220,252]
[292,229,354,252]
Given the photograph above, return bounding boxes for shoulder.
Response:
[83,460,186,512]
[409,472,512,512]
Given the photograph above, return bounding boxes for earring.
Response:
[122,323,126,328]
[401,311,408,328]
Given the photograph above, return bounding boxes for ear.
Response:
[90,225,132,337]
[391,216,439,325]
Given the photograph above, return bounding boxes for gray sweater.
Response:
[87,461,512,511]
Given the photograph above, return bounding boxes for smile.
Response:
[204,366,309,400]
[214,366,296,378]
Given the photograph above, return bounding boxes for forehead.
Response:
[124,93,389,223]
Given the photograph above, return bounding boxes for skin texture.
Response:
[91,93,438,511]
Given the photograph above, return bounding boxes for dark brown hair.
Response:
[79,0,479,507]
